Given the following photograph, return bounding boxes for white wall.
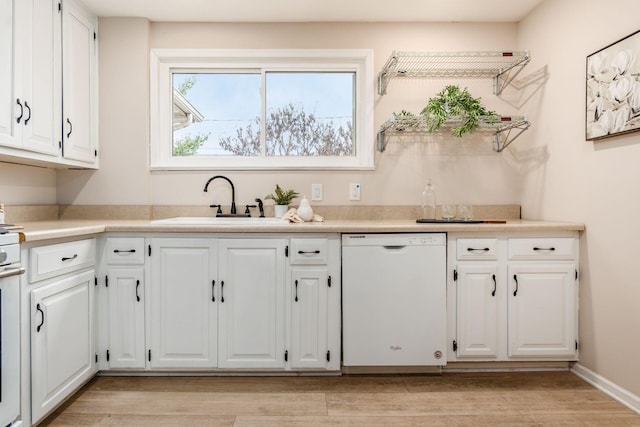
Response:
[57,20,523,208]
[519,0,640,396]
[0,163,56,205]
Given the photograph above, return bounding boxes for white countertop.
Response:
[16,219,585,243]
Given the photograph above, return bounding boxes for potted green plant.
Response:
[421,85,497,137]
[265,184,299,218]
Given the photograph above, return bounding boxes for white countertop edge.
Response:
[16,219,585,243]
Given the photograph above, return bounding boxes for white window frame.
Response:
[150,49,374,170]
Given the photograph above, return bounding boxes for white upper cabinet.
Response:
[0,0,60,156]
[0,0,19,148]
[62,0,98,164]
[0,0,98,168]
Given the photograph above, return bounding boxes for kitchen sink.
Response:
[150,217,288,225]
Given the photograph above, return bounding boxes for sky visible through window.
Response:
[172,72,355,157]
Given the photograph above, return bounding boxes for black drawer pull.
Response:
[298,250,320,254]
[533,247,555,251]
[61,254,78,261]
[467,247,490,252]
[114,249,136,253]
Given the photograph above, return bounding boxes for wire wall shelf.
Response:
[377,51,531,95]
[377,115,531,153]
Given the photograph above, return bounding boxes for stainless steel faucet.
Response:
[203,175,237,216]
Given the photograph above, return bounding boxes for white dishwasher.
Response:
[342,233,447,366]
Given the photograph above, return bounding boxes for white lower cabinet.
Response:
[455,263,499,358]
[218,239,286,369]
[507,263,577,357]
[449,234,579,362]
[290,268,329,369]
[106,267,145,368]
[30,269,95,424]
[149,238,217,369]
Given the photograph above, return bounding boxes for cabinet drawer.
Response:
[289,239,328,265]
[105,238,145,264]
[508,238,576,260]
[457,239,498,260]
[30,239,96,282]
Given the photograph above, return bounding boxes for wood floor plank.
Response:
[326,389,636,417]
[62,391,327,417]
[39,413,235,427]
[89,375,408,393]
[403,371,593,392]
[234,413,640,427]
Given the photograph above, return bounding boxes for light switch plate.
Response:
[311,184,323,201]
[349,183,361,201]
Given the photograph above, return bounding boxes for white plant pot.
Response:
[274,204,289,218]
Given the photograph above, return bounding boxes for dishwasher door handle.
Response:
[383,245,406,250]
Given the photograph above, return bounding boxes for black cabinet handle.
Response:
[298,250,320,254]
[513,274,519,296]
[136,279,140,302]
[211,280,215,302]
[36,303,45,332]
[66,118,72,138]
[24,100,31,125]
[16,99,23,123]
[533,247,555,251]
[114,249,136,253]
[220,280,225,303]
[491,274,496,297]
[467,247,490,252]
[294,280,298,302]
[61,254,78,261]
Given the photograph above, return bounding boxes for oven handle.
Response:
[0,266,25,279]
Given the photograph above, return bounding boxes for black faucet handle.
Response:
[209,204,223,215]
[245,204,258,215]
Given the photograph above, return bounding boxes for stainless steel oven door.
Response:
[0,267,23,426]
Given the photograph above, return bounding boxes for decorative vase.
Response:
[274,204,289,218]
[297,196,313,222]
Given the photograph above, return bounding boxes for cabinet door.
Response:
[218,239,286,369]
[20,0,61,156]
[0,0,19,148]
[456,263,499,358]
[106,267,145,369]
[62,0,97,163]
[31,270,95,424]
[149,238,217,368]
[290,268,328,369]
[508,263,578,358]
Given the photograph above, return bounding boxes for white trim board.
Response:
[571,363,640,415]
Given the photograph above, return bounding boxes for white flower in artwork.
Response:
[588,51,615,83]
[611,49,635,76]
[590,107,630,137]
[609,76,635,103]
[629,84,640,116]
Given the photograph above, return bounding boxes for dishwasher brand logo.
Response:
[348,235,366,239]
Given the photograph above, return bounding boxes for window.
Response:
[150,49,374,170]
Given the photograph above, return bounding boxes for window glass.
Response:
[172,73,261,156]
[264,72,355,157]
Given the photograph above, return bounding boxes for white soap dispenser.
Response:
[297,196,314,222]
[421,180,436,220]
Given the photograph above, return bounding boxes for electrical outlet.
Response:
[349,183,361,201]
[311,184,323,201]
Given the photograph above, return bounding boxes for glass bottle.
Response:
[421,180,436,220]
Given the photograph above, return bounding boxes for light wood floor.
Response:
[40,371,640,426]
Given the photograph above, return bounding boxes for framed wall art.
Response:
[586,29,640,140]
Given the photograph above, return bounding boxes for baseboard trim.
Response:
[571,363,640,415]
